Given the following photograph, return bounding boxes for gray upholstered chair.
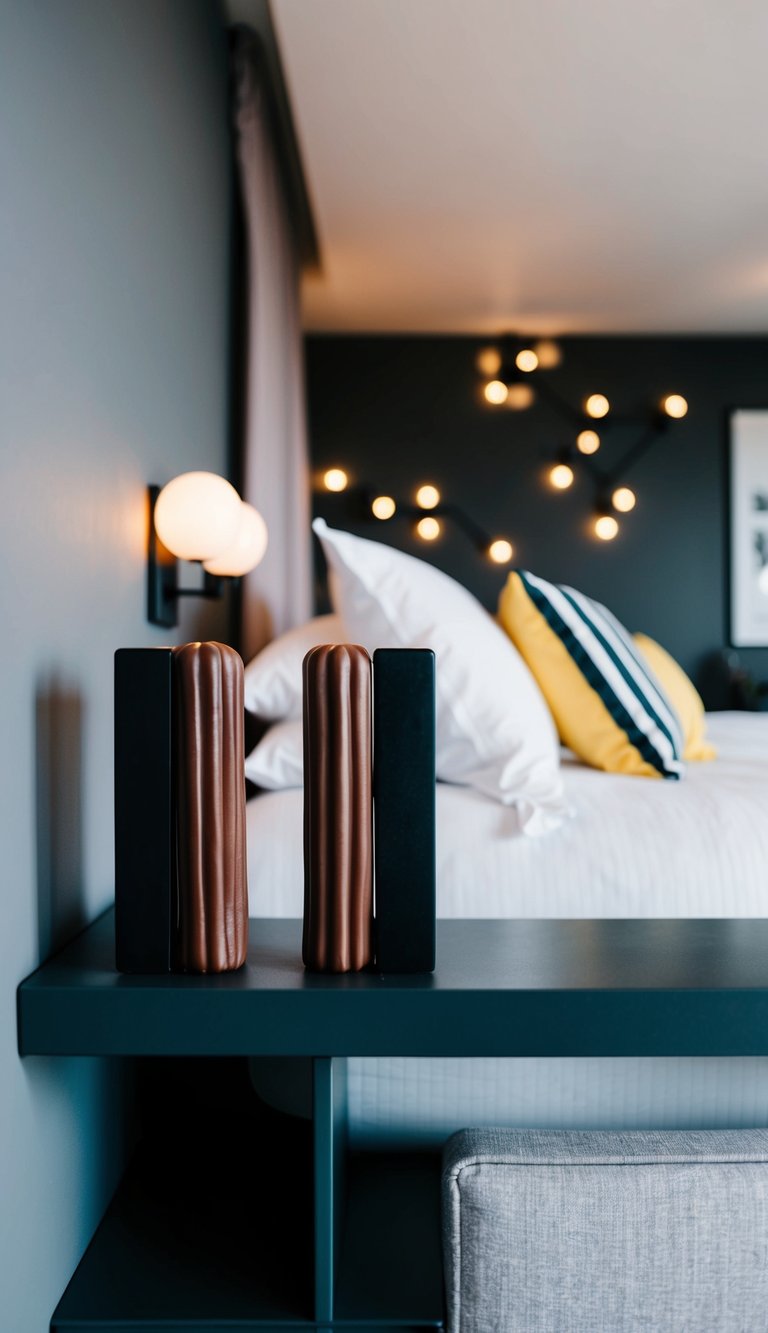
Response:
[443,1128,768,1332]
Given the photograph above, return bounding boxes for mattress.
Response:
[246,712,768,919]
[246,712,768,1144]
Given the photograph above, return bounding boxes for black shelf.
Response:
[20,911,768,1059]
[334,1153,444,1328]
[52,1123,314,1331]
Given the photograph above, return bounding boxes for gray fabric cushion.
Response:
[442,1128,768,1332]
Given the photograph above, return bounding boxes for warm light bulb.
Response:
[488,538,514,564]
[323,467,348,492]
[550,463,574,490]
[203,503,268,576]
[505,382,535,410]
[416,516,441,541]
[576,429,600,455]
[153,472,242,561]
[515,348,539,373]
[595,515,619,541]
[585,393,610,419]
[484,379,509,405]
[372,495,396,520]
[662,394,688,419]
[416,484,440,510]
[476,346,502,377]
[533,339,562,369]
[611,486,636,513]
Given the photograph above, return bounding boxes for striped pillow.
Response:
[498,570,685,779]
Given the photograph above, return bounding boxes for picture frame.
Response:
[730,409,768,647]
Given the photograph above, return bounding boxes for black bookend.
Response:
[114,648,173,973]
[373,648,436,973]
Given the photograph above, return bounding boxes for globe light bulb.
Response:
[323,467,348,492]
[484,379,509,405]
[416,484,440,510]
[505,382,535,410]
[154,472,242,561]
[372,495,396,520]
[662,394,688,419]
[488,538,514,564]
[533,339,562,369]
[203,503,268,576]
[585,393,610,419]
[515,348,539,373]
[416,516,441,541]
[550,463,574,490]
[595,514,619,541]
[612,486,636,513]
[476,346,502,377]
[576,429,600,455]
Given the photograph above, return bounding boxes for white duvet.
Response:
[247,712,768,920]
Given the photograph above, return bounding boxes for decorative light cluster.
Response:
[477,336,689,543]
[321,471,514,565]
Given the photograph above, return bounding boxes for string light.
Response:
[371,495,396,520]
[515,348,539,373]
[416,484,440,510]
[484,380,509,405]
[505,383,535,410]
[323,467,348,492]
[416,516,441,541]
[576,429,600,455]
[662,394,688,419]
[594,515,619,541]
[549,463,574,490]
[585,393,610,419]
[476,346,502,377]
[488,538,514,564]
[533,339,562,369]
[612,486,636,513]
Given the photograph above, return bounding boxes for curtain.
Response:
[233,30,312,660]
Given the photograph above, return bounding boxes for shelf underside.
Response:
[52,1128,444,1330]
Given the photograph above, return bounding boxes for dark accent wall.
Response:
[307,335,768,706]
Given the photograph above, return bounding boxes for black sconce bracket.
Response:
[146,486,227,629]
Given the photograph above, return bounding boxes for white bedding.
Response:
[247,712,768,919]
[247,711,768,1144]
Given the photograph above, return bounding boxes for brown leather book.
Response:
[302,643,373,973]
[173,642,248,973]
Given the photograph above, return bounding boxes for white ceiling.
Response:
[264,0,768,334]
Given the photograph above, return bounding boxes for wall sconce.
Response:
[147,471,268,628]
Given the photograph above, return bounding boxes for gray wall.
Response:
[0,2,232,1327]
[308,335,768,705]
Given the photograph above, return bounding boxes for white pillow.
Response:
[243,613,345,720]
[245,719,303,790]
[313,519,568,835]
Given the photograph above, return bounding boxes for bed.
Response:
[247,711,768,1145]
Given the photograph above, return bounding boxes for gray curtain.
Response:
[233,31,312,660]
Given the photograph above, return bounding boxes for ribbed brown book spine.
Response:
[302,644,373,973]
[173,642,248,973]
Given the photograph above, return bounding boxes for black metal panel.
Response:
[373,649,436,973]
[114,650,173,973]
[146,486,178,629]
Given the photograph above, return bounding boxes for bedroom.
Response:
[3,0,768,1330]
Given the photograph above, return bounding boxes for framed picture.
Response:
[730,409,768,647]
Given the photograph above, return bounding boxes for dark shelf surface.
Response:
[334,1153,444,1327]
[20,911,768,1058]
[52,1124,314,1331]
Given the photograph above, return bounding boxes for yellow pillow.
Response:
[498,571,685,778]
[633,633,716,762]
